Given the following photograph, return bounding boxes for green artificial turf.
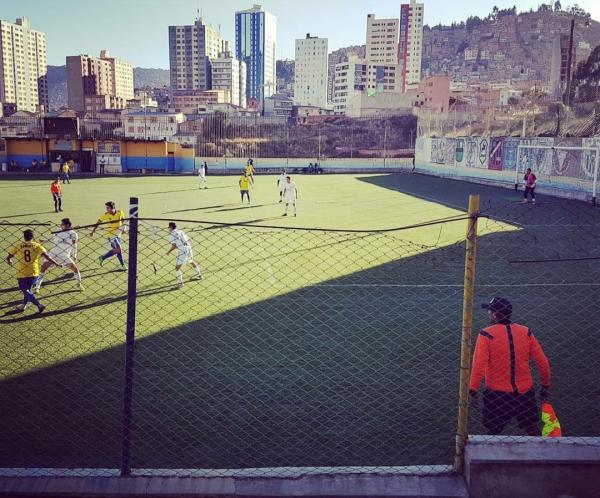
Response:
[0,172,598,473]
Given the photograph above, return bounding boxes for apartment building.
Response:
[212,51,247,108]
[294,34,328,108]
[66,50,133,114]
[169,18,224,92]
[0,17,48,112]
[399,0,424,91]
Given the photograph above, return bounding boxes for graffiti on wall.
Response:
[552,138,582,178]
[582,138,600,180]
[488,137,504,171]
[503,138,519,171]
[431,138,455,165]
[517,138,554,175]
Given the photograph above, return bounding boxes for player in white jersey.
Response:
[198,162,207,189]
[166,222,203,289]
[277,170,287,203]
[282,176,298,217]
[35,218,83,292]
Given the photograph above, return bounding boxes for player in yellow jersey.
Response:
[6,229,59,313]
[245,159,255,182]
[239,173,252,204]
[90,201,127,270]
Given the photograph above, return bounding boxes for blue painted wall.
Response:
[6,154,44,169]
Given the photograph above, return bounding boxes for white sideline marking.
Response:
[315,283,600,288]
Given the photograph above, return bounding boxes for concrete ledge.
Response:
[0,467,466,497]
[465,436,600,498]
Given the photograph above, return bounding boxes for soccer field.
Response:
[0,172,599,473]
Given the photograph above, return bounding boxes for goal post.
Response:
[515,144,600,205]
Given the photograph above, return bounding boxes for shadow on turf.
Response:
[165,204,230,214]
[209,203,277,213]
[356,173,599,227]
[0,269,122,294]
[141,186,236,197]
[0,189,598,471]
[0,211,57,219]
[0,284,176,323]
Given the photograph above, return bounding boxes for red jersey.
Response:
[50,182,62,195]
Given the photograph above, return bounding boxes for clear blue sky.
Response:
[3,0,600,68]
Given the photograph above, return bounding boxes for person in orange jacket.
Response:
[469,297,551,435]
[50,178,63,212]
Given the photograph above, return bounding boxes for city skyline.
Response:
[3,0,600,69]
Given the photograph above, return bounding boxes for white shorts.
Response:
[285,196,297,203]
[175,247,194,266]
[48,248,74,267]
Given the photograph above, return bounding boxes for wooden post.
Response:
[454,194,480,474]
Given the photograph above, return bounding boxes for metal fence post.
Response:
[514,144,522,191]
[454,194,480,474]
[592,147,600,207]
[120,196,139,476]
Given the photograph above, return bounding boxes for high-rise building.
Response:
[399,0,424,91]
[66,50,133,113]
[235,4,276,107]
[333,56,368,115]
[294,34,328,108]
[0,17,48,113]
[364,14,409,95]
[212,51,247,108]
[366,15,400,65]
[169,18,224,92]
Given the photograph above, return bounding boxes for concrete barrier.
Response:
[1,439,599,497]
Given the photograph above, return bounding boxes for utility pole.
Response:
[383,123,388,167]
[565,18,575,107]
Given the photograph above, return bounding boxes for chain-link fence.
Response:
[0,193,599,477]
[467,197,600,447]
[0,114,416,161]
[416,100,600,139]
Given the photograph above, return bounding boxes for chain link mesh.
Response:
[0,187,598,477]
[468,197,600,443]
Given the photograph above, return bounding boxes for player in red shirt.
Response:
[50,178,63,212]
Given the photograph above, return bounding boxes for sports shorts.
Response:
[48,248,74,267]
[108,236,123,250]
[176,247,194,266]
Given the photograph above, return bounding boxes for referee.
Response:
[469,297,551,435]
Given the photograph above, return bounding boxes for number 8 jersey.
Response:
[9,241,47,278]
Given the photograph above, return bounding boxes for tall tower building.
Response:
[66,50,133,113]
[366,15,400,65]
[235,4,276,107]
[169,18,224,92]
[399,0,424,91]
[0,17,48,112]
[294,34,328,108]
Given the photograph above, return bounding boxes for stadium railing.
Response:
[1,193,599,478]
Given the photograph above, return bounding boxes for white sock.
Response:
[36,273,45,286]
[285,204,288,213]
[74,272,81,283]
[176,270,183,284]
[195,266,202,276]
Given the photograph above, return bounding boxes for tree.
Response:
[566,3,590,18]
[554,0,562,11]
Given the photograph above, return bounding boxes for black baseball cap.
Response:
[482,297,512,314]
